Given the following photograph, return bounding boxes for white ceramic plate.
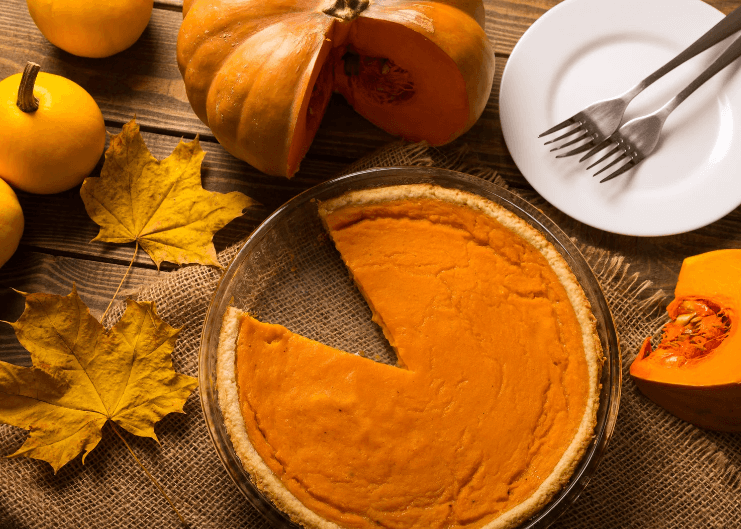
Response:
[500,0,741,236]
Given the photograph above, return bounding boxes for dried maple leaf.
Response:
[0,286,197,473]
[80,118,254,269]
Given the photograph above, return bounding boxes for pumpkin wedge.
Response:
[176,0,495,177]
[630,250,741,432]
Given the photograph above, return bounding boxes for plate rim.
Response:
[499,0,741,236]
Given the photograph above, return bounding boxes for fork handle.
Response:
[627,4,741,98]
[660,31,741,116]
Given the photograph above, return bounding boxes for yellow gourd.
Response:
[0,178,24,269]
[0,63,106,195]
[27,0,154,58]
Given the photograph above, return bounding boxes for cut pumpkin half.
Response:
[177,0,495,177]
[630,250,741,431]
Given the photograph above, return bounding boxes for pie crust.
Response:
[217,184,602,529]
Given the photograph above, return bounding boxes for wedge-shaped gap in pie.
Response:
[228,200,398,365]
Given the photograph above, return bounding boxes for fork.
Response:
[583,31,741,183]
[539,4,741,158]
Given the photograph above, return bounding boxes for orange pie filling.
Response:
[219,186,601,529]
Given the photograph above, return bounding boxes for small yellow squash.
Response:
[0,178,24,269]
[0,63,106,195]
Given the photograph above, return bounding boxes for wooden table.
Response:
[5,1,741,528]
[1,0,740,387]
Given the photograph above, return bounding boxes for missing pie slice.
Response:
[217,184,602,529]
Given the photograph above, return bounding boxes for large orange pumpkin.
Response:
[630,250,741,432]
[176,0,494,177]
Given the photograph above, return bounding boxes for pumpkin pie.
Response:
[217,184,602,529]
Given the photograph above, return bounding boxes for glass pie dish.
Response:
[199,167,621,528]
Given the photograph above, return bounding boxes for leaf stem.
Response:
[101,241,139,324]
[111,422,186,525]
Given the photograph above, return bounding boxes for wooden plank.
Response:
[154,0,184,10]
[713,0,741,14]
[2,50,522,266]
[0,0,209,134]
[0,0,394,162]
[455,55,513,173]
[9,129,741,322]
[0,252,165,367]
[4,0,741,321]
[487,0,738,57]
[486,0,556,57]
[8,125,355,269]
[3,0,735,161]
[0,0,526,169]
[10,55,741,289]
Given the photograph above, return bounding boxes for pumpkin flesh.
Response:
[203,14,334,177]
[630,250,741,431]
[289,39,336,178]
[332,16,469,145]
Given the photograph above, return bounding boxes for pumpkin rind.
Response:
[176,0,495,177]
[630,249,741,431]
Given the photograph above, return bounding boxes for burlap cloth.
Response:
[2,142,740,529]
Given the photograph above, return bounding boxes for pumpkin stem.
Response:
[323,0,369,21]
[17,62,41,114]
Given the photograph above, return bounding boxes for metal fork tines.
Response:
[539,4,741,157]
[583,30,741,183]
[540,99,630,158]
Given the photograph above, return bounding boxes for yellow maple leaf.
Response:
[0,286,197,473]
[80,118,254,269]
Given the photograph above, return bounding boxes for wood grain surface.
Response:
[1,0,740,369]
